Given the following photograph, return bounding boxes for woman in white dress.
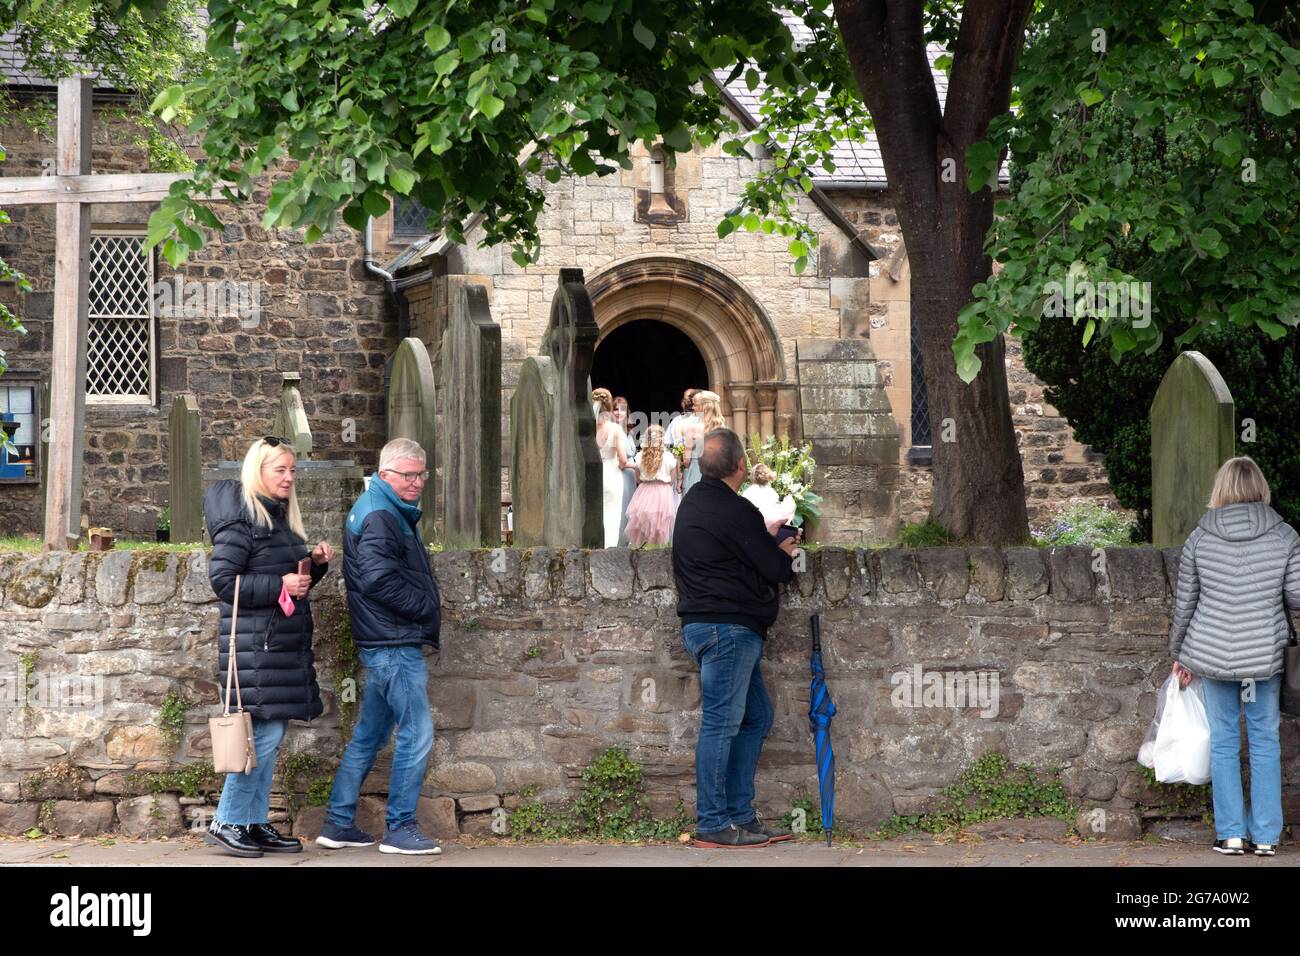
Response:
[593,388,629,547]
[741,463,797,533]
[614,397,637,546]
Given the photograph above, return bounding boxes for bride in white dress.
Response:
[593,388,629,547]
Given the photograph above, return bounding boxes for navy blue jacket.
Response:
[204,479,327,722]
[343,475,441,649]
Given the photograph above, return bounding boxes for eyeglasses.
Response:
[385,468,430,482]
[262,435,295,449]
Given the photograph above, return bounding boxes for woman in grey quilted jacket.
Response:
[1169,456,1300,857]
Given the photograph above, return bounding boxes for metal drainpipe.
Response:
[365,218,409,398]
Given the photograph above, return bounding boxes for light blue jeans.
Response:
[211,718,288,827]
[1200,674,1282,845]
[681,622,774,833]
[325,645,435,831]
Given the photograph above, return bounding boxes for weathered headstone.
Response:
[510,268,602,548]
[387,336,438,542]
[168,394,203,543]
[440,283,502,548]
[510,356,556,548]
[272,372,312,459]
[1151,350,1235,548]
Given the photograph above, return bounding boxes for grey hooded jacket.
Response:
[1170,501,1300,680]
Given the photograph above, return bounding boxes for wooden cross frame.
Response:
[0,76,207,549]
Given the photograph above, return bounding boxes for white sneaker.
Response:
[1213,838,1246,855]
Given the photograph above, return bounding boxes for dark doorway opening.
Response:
[591,319,709,423]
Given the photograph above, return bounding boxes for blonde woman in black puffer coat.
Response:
[201,436,334,858]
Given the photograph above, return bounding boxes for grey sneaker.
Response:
[315,820,376,849]
[738,814,793,843]
[692,823,769,848]
[379,821,443,855]
[1250,841,1277,857]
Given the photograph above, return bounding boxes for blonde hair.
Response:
[694,390,725,433]
[1208,455,1270,508]
[592,388,613,414]
[639,424,666,479]
[751,462,775,485]
[240,439,307,541]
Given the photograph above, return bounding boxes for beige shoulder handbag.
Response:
[209,574,257,774]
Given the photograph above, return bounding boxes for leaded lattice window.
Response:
[87,231,155,403]
[392,196,433,237]
[910,315,931,447]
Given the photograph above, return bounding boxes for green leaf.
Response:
[1211,67,1234,88]
[387,0,417,16]
[433,51,459,76]
[661,123,692,153]
[362,191,390,218]
[716,217,737,239]
[1261,87,1292,117]
[149,83,185,122]
[965,140,998,192]
[1256,317,1287,339]
[632,20,655,50]
[389,167,415,195]
[342,202,369,231]
[1079,88,1103,107]
[424,25,451,53]
[478,92,505,119]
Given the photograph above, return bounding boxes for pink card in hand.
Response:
[278,582,296,616]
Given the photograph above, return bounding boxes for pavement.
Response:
[2,832,1298,866]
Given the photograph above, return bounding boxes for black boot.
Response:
[204,823,264,858]
[247,823,303,853]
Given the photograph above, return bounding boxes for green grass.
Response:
[0,535,209,553]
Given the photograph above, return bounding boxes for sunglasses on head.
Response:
[262,435,295,449]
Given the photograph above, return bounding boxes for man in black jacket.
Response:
[673,428,799,848]
[316,438,442,856]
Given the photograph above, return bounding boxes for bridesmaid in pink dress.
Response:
[624,425,677,547]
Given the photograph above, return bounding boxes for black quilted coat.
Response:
[204,479,327,721]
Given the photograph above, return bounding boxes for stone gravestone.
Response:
[1151,350,1235,548]
[387,336,438,543]
[440,283,502,548]
[168,394,203,543]
[510,268,602,548]
[272,372,312,459]
[510,356,556,547]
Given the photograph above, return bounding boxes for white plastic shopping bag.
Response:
[1141,674,1211,784]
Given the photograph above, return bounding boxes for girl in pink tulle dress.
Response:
[624,425,677,547]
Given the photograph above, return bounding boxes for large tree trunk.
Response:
[835,0,1032,544]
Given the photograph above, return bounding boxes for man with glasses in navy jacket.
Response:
[317,438,443,855]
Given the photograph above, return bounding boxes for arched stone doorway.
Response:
[590,319,709,421]
[586,255,796,439]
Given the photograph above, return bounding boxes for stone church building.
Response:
[0,53,1117,543]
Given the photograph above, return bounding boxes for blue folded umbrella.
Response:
[808,613,837,846]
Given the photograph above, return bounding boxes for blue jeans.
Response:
[326,645,434,831]
[681,623,774,833]
[1200,675,1282,844]
[212,718,288,827]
